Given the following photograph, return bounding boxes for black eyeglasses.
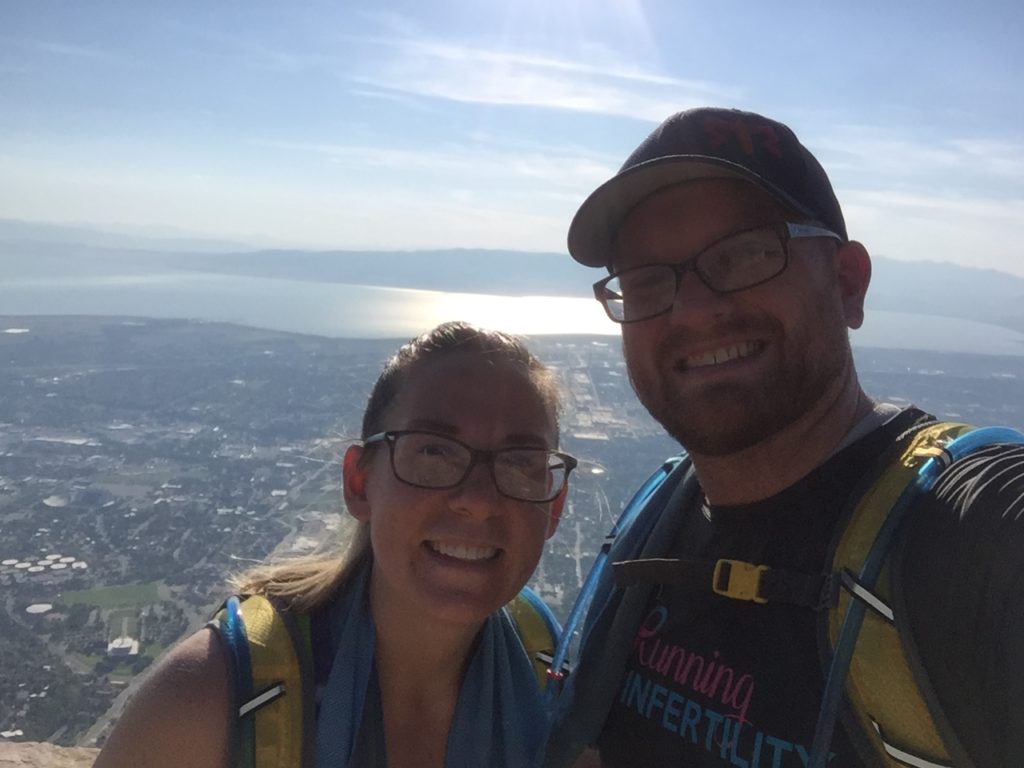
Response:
[363,430,577,503]
[593,222,842,324]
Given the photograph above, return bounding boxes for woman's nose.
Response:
[449,461,501,517]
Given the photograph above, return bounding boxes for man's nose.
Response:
[666,269,731,322]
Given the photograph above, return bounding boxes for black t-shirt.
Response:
[596,410,1024,767]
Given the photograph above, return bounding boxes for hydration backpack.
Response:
[550,421,1024,768]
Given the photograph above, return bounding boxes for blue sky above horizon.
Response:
[2,0,1023,275]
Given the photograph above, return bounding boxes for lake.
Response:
[3,271,1024,356]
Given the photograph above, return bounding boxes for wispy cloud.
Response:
[850,189,1024,218]
[815,127,1024,187]
[253,138,614,192]
[0,145,582,253]
[350,8,425,39]
[155,19,320,74]
[23,40,123,63]
[347,87,438,112]
[947,139,1024,179]
[345,37,738,121]
[842,186,1024,274]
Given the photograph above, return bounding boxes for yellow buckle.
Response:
[712,559,768,604]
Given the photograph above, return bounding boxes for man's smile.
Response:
[678,340,763,371]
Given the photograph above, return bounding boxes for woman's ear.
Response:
[544,485,567,539]
[342,445,371,522]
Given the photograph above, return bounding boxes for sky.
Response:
[2,0,1023,275]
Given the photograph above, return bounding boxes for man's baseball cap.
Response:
[567,107,847,268]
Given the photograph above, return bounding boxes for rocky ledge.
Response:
[0,742,98,768]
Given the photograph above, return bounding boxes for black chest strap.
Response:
[613,557,838,610]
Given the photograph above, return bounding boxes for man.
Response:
[544,108,1024,767]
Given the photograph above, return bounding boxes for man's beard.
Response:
[627,309,852,457]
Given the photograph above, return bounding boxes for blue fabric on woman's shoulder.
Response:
[315,562,548,767]
[451,608,548,767]
[314,565,377,766]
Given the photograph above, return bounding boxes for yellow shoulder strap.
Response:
[830,421,972,766]
[213,595,310,768]
[505,591,558,688]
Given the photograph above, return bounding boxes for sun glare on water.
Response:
[409,291,618,337]
[392,290,1024,353]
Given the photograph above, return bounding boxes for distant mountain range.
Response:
[3,217,1024,335]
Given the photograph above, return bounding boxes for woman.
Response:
[95,321,576,768]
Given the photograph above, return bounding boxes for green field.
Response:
[144,642,167,660]
[106,609,139,641]
[108,667,134,683]
[57,581,161,608]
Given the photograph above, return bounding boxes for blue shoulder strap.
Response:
[543,455,697,768]
[544,453,687,704]
[518,585,561,643]
[219,595,256,768]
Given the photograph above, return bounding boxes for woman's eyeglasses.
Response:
[363,430,577,503]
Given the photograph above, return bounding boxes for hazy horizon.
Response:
[4,217,1024,357]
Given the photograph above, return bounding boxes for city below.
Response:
[1,315,1022,747]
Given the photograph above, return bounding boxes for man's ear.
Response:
[342,445,371,522]
[834,240,871,329]
[545,485,567,539]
